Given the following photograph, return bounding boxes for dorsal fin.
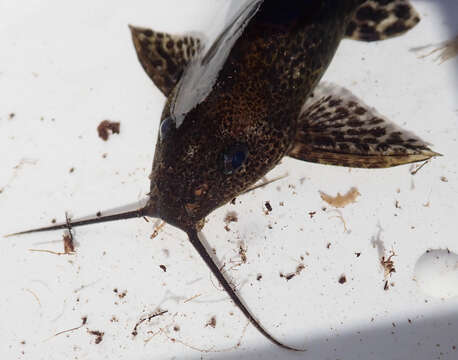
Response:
[345,0,420,42]
[129,25,202,96]
[289,83,440,169]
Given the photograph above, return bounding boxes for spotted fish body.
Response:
[12,0,438,351]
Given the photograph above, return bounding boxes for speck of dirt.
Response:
[69,167,75,173]
[102,153,108,158]
[88,330,104,344]
[230,198,236,205]
[97,120,120,141]
[113,288,127,299]
[355,252,361,257]
[264,201,272,213]
[96,211,102,217]
[338,275,347,284]
[440,176,449,182]
[384,280,389,291]
[326,243,331,249]
[159,265,167,272]
[205,316,216,328]
[256,274,263,281]
[110,316,118,323]
[173,325,180,332]
[20,340,25,345]
[9,113,15,119]
[224,211,238,231]
[309,211,316,218]
[239,244,247,263]
[63,233,74,254]
[279,201,284,206]
[51,218,57,224]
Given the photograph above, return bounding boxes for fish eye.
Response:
[223,144,248,175]
[159,116,174,140]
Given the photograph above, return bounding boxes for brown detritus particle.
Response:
[384,280,389,291]
[110,316,118,323]
[82,316,88,325]
[224,211,238,224]
[205,316,216,328]
[150,221,165,239]
[97,120,120,141]
[224,211,238,231]
[96,211,102,217]
[338,275,347,284]
[20,340,26,345]
[132,310,168,337]
[63,233,75,254]
[423,201,430,207]
[355,252,361,257]
[279,201,284,206]
[230,198,236,205]
[238,244,247,264]
[319,187,361,208]
[300,255,304,261]
[280,263,305,281]
[322,207,327,211]
[256,274,263,281]
[395,200,401,209]
[102,153,108,158]
[264,201,272,213]
[308,211,316,218]
[326,243,331,249]
[267,224,273,229]
[51,218,56,224]
[381,251,396,279]
[88,330,104,344]
[69,167,75,173]
[159,265,167,272]
[173,325,180,332]
[408,319,412,324]
[9,113,15,119]
[440,176,448,182]
[113,288,127,299]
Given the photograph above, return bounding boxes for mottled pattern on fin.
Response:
[129,25,202,96]
[346,0,420,42]
[289,83,439,169]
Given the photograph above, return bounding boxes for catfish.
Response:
[8,0,439,350]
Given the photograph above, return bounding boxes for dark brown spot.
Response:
[384,21,408,37]
[97,120,120,141]
[354,107,367,115]
[356,5,389,23]
[394,4,411,20]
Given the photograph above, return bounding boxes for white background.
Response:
[1,1,457,359]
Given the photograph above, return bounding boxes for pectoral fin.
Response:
[129,25,202,96]
[289,83,440,169]
[346,0,420,42]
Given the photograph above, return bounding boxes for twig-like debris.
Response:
[132,310,168,337]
